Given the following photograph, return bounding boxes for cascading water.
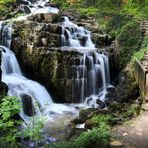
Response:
[60,17,95,49]
[60,17,112,106]
[0,23,78,124]
[71,51,111,107]
[29,0,59,14]
[10,0,59,21]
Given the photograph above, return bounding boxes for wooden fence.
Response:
[134,59,148,96]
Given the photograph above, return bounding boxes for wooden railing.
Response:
[134,59,148,96]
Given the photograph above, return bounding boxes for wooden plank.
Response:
[134,59,146,93]
[145,73,148,96]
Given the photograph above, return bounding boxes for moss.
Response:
[132,36,148,61]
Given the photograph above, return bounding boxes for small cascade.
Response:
[71,51,111,106]
[29,0,59,14]
[60,17,95,49]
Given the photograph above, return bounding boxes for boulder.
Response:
[107,86,115,93]
[23,5,31,14]
[92,33,111,47]
[20,93,35,116]
[28,13,60,23]
[16,0,31,5]
[0,81,8,96]
[79,108,109,122]
[96,99,105,109]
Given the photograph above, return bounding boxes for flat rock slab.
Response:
[112,109,148,148]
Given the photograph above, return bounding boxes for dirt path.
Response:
[111,102,148,148]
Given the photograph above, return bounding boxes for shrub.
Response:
[0,96,21,147]
[115,20,142,71]
[91,114,113,126]
[47,122,110,148]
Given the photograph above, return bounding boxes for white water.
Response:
[71,51,111,107]
[30,0,59,14]
[11,0,59,21]
[61,17,95,50]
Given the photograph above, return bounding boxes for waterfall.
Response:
[59,17,112,106]
[0,23,53,123]
[71,51,110,105]
[0,23,78,123]
[0,0,113,117]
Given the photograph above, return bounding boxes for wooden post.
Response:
[145,72,148,97]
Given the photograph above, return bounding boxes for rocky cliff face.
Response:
[11,14,81,102]
[11,13,113,103]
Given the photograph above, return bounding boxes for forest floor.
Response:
[111,99,148,148]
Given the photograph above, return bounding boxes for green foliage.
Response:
[23,117,44,142]
[91,114,113,126]
[115,20,142,71]
[126,104,137,117]
[0,95,45,147]
[132,36,148,62]
[47,123,110,148]
[116,20,142,49]
[0,96,21,147]
[106,14,132,37]
[121,103,139,121]
[124,0,148,18]
[133,47,148,61]
[0,0,14,4]
[50,0,69,9]
[0,0,15,17]
[78,7,97,16]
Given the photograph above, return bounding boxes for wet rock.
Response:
[79,108,98,122]
[20,93,35,116]
[46,24,62,34]
[28,13,60,23]
[92,33,111,47]
[85,24,100,33]
[96,99,105,109]
[85,119,95,129]
[24,6,31,14]
[105,92,115,98]
[79,108,109,122]
[79,36,87,46]
[107,86,115,93]
[16,0,29,5]
[71,118,84,125]
[86,98,93,106]
[0,81,8,96]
